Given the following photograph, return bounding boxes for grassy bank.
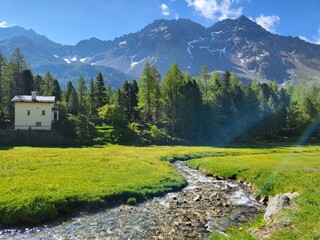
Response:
[187,145,320,239]
[0,145,212,225]
[1,144,319,239]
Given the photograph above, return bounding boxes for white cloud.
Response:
[0,20,14,28]
[161,3,170,16]
[299,28,320,45]
[255,14,280,33]
[298,35,311,43]
[185,0,243,20]
[314,27,320,44]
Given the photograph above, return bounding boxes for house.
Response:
[11,91,59,130]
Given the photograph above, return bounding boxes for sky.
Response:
[0,0,319,45]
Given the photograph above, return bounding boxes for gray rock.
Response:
[264,192,299,223]
[194,194,202,202]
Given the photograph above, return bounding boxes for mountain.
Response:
[0,27,132,88]
[76,16,319,85]
[0,25,61,48]
[1,16,320,87]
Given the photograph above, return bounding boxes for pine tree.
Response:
[88,78,96,118]
[161,62,183,104]
[10,48,28,95]
[64,81,74,103]
[199,65,210,101]
[77,75,87,113]
[68,89,78,115]
[52,79,62,101]
[106,83,113,104]
[21,69,34,95]
[95,71,106,109]
[1,49,28,116]
[0,53,6,113]
[64,81,78,115]
[161,62,184,132]
[175,80,203,141]
[33,74,45,95]
[130,80,139,122]
[118,80,140,123]
[43,71,55,96]
[137,62,160,122]
[223,70,231,88]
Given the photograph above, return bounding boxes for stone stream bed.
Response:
[0,161,264,239]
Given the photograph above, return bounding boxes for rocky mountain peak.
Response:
[209,15,268,37]
[1,16,320,87]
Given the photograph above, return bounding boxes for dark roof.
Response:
[11,95,55,103]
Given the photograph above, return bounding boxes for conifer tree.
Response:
[10,48,28,95]
[88,78,96,118]
[77,75,87,113]
[64,81,78,115]
[0,53,6,112]
[199,65,210,101]
[95,71,106,109]
[43,71,55,96]
[161,62,183,104]
[175,80,203,141]
[52,79,62,101]
[161,62,184,132]
[137,62,160,122]
[21,69,34,95]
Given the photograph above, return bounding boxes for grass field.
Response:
[0,145,212,225]
[187,144,320,239]
[0,144,319,239]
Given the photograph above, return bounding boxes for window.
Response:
[42,110,46,116]
[27,110,30,116]
[35,122,41,127]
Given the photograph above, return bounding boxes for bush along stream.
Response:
[0,161,264,239]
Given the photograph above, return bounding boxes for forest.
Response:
[1,48,320,145]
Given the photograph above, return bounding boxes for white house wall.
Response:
[14,102,54,130]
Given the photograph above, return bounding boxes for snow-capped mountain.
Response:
[1,16,320,87]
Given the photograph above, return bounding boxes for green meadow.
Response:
[0,145,211,225]
[187,144,320,240]
[0,144,320,239]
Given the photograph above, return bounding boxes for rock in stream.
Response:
[0,161,264,239]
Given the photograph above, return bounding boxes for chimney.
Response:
[31,91,37,101]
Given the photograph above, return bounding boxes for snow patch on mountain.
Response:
[64,58,71,64]
[187,39,200,58]
[80,57,89,63]
[281,58,286,65]
[150,26,167,33]
[130,58,146,69]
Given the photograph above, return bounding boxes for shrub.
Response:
[127,197,137,206]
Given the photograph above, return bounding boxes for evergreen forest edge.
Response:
[1,48,320,146]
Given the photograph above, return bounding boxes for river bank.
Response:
[0,161,263,239]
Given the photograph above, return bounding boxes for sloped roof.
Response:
[11,95,55,103]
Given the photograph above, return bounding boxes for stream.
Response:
[0,161,264,239]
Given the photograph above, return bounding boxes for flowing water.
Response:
[0,161,263,239]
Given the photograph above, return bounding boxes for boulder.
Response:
[264,192,299,223]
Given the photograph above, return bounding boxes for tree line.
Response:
[1,48,319,144]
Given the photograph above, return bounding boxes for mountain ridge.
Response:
[0,16,320,87]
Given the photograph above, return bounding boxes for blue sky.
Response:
[0,0,319,45]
